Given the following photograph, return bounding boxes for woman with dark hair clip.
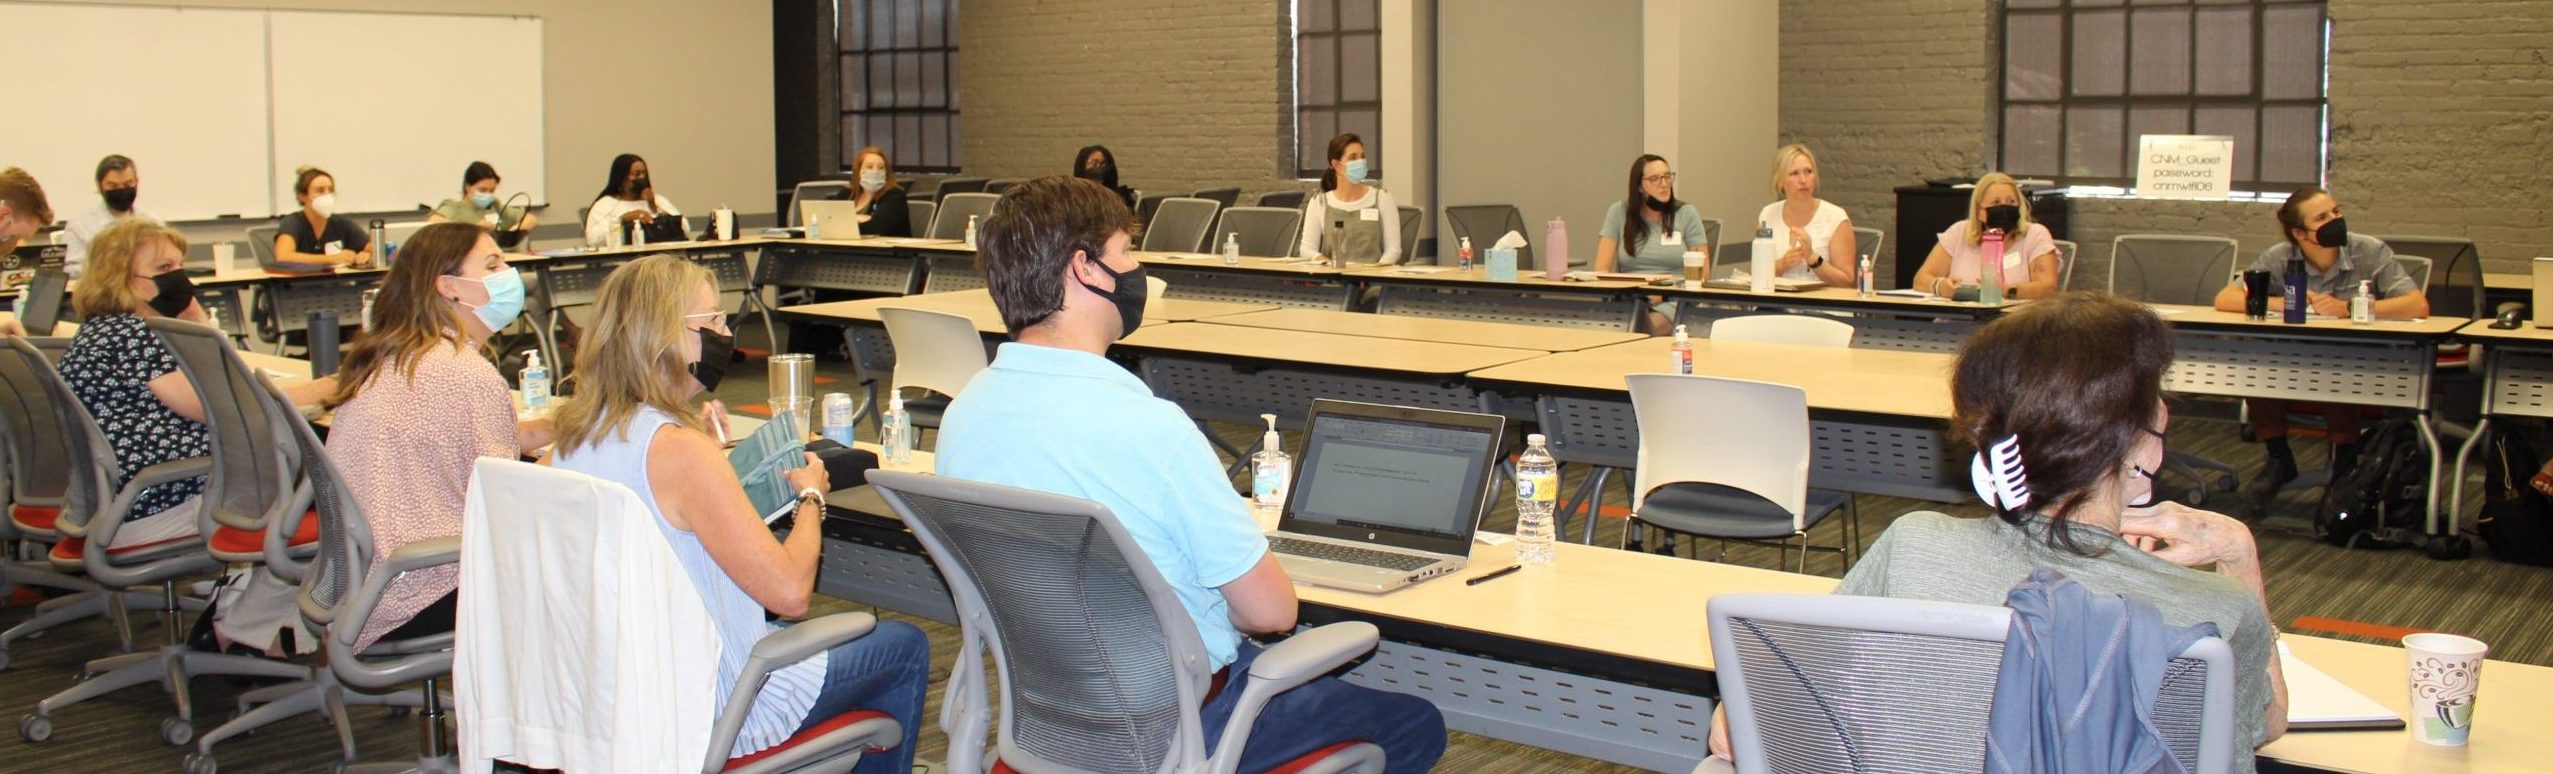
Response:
[1072,144,1136,209]
[1705,293,2290,769]
[583,153,680,246]
[1293,132,1401,265]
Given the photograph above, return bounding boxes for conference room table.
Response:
[1341,264,1655,331]
[1202,307,1646,352]
[815,451,2553,774]
[2446,321,2553,538]
[1136,251,1361,310]
[1658,285,2015,353]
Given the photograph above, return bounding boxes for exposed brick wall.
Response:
[958,0,1316,206]
[1780,0,2553,284]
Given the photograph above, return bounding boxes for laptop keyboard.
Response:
[1269,536,1438,572]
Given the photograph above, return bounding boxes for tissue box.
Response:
[1486,248,1519,282]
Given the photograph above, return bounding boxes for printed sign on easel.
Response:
[2135,135,2237,200]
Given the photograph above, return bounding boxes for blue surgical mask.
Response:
[1344,159,1370,184]
[470,192,498,209]
[455,267,526,333]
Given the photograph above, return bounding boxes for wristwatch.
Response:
[1810,255,1826,269]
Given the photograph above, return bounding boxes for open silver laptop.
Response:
[1266,399,1507,593]
[798,199,864,241]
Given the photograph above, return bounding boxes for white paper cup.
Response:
[2404,632,2488,746]
[212,243,237,274]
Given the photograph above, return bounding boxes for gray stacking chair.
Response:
[12,326,311,748]
[868,471,1388,774]
[935,177,991,197]
[1256,190,1307,210]
[787,181,852,227]
[2055,240,2086,291]
[2108,235,2241,306]
[931,193,1002,242]
[0,336,146,664]
[1622,374,1857,575]
[1442,205,1533,268]
[1192,187,1242,208]
[1142,197,1222,254]
[1708,593,2237,774]
[1208,206,1303,258]
[907,200,939,241]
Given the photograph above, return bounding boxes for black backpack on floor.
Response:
[2478,428,2553,565]
[2317,418,2426,550]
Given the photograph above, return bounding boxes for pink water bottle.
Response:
[1979,229,2006,306]
[1543,217,1570,280]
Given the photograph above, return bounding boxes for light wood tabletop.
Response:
[1465,336,1956,419]
[1138,251,1351,276]
[778,289,1275,332]
[2260,634,2553,774]
[1204,308,1646,352]
[1661,284,2017,316]
[1115,322,1546,375]
[2453,319,2553,344]
[2145,303,2472,337]
[2484,272,2527,291]
[1343,263,1659,291]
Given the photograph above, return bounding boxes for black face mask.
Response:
[2313,217,2349,249]
[1983,204,2022,233]
[1644,195,1674,213]
[102,187,138,212]
[147,270,196,318]
[628,175,652,197]
[1079,163,1112,181]
[688,325,735,392]
[1074,257,1149,340]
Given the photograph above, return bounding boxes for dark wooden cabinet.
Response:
[1892,184,2070,289]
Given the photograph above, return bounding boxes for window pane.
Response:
[2261,104,2323,184]
[841,2,865,51]
[2074,0,2124,5]
[841,55,867,111]
[1340,32,1379,103]
[1297,0,1333,34]
[2195,106,2257,182]
[895,52,923,107]
[2005,12,2063,100]
[2262,5,2325,100]
[946,53,961,111]
[2004,105,2063,177]
[1339,0,1377,31]
[2130,105,2190,145]
[2071,9,2127,97]
[924,114,951,169]
[1299,109,1334,175]
[869,0,895,48]
[2008,0,2059,8]
[1299,35,1336,107]
[2129,8,2191,95]
[2066,105,2127,178]
[894,0,921,47]
[2194,6,2253,96]
[922,54,947,108]
[869,53,896,108]
[920,0,946,48]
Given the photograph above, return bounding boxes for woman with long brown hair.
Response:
[324,222,547,648]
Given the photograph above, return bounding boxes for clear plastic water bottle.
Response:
[1515,434,1558,564]
[1458,236,1474,272]
[882,395,914,465]
[519,351,551,414]
[1669,324,1692,374]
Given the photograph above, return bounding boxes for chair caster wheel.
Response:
[2183,488,2207,506]
[2424,534,2473,561]
[183,751,219,774]
[162,716,195,746]
[20,713,52,743]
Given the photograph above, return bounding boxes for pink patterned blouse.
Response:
[325,342,518,650]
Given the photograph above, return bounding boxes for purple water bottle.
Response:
[1543,217,1570,280]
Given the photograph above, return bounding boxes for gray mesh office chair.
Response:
[985,179,1026,195]
[1697,218,1724,258]
[1256,191,1307,210]
[1442,205,1532,268]
[1396,207,1423,262]
[190,376,435,774]
[1208,207,1302,259]
[12,328,311,748]
[1192,187,1242,208]
[1142,198,1222,254]
[2393,255,2434,293]
[1708,593,2236,774]
[1137,193,1176,225]
[0,336,145,664]
[931,193,1002,241]
[908,200,939,242]
[787,181,852,227]
[936,177,991,197]
[2109,235,2240,306]
[2375,235,2485,318]
[868,471,1388,774]
[2055,240,2085,290]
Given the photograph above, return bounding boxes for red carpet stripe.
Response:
[2289,615,2427,642]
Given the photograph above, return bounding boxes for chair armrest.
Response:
[126,457,216,490]
[264,480,318,583]
[332,536,461,649]
[1208,622,1379,774]
[76,456,217,541]
[701,611,879,773]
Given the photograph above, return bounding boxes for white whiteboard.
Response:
[268,11,545,216]
[0,3,273,220]
[0,3,543,222]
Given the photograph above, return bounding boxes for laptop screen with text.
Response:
[1286,410,1498,542]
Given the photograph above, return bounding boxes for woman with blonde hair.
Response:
[1909,172,2062,299]
[545,255,928,767]
[325,222,549,648]
[1755,144,1858,286]
[58,219,329,548]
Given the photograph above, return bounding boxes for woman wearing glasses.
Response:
[1595,154,1712,333]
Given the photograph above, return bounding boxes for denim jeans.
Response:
[1197,641,1447,774]
[790,619,931,774]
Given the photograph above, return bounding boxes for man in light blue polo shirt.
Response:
[937,175,1446,774]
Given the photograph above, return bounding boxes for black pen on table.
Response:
[1465,564,1523,586]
